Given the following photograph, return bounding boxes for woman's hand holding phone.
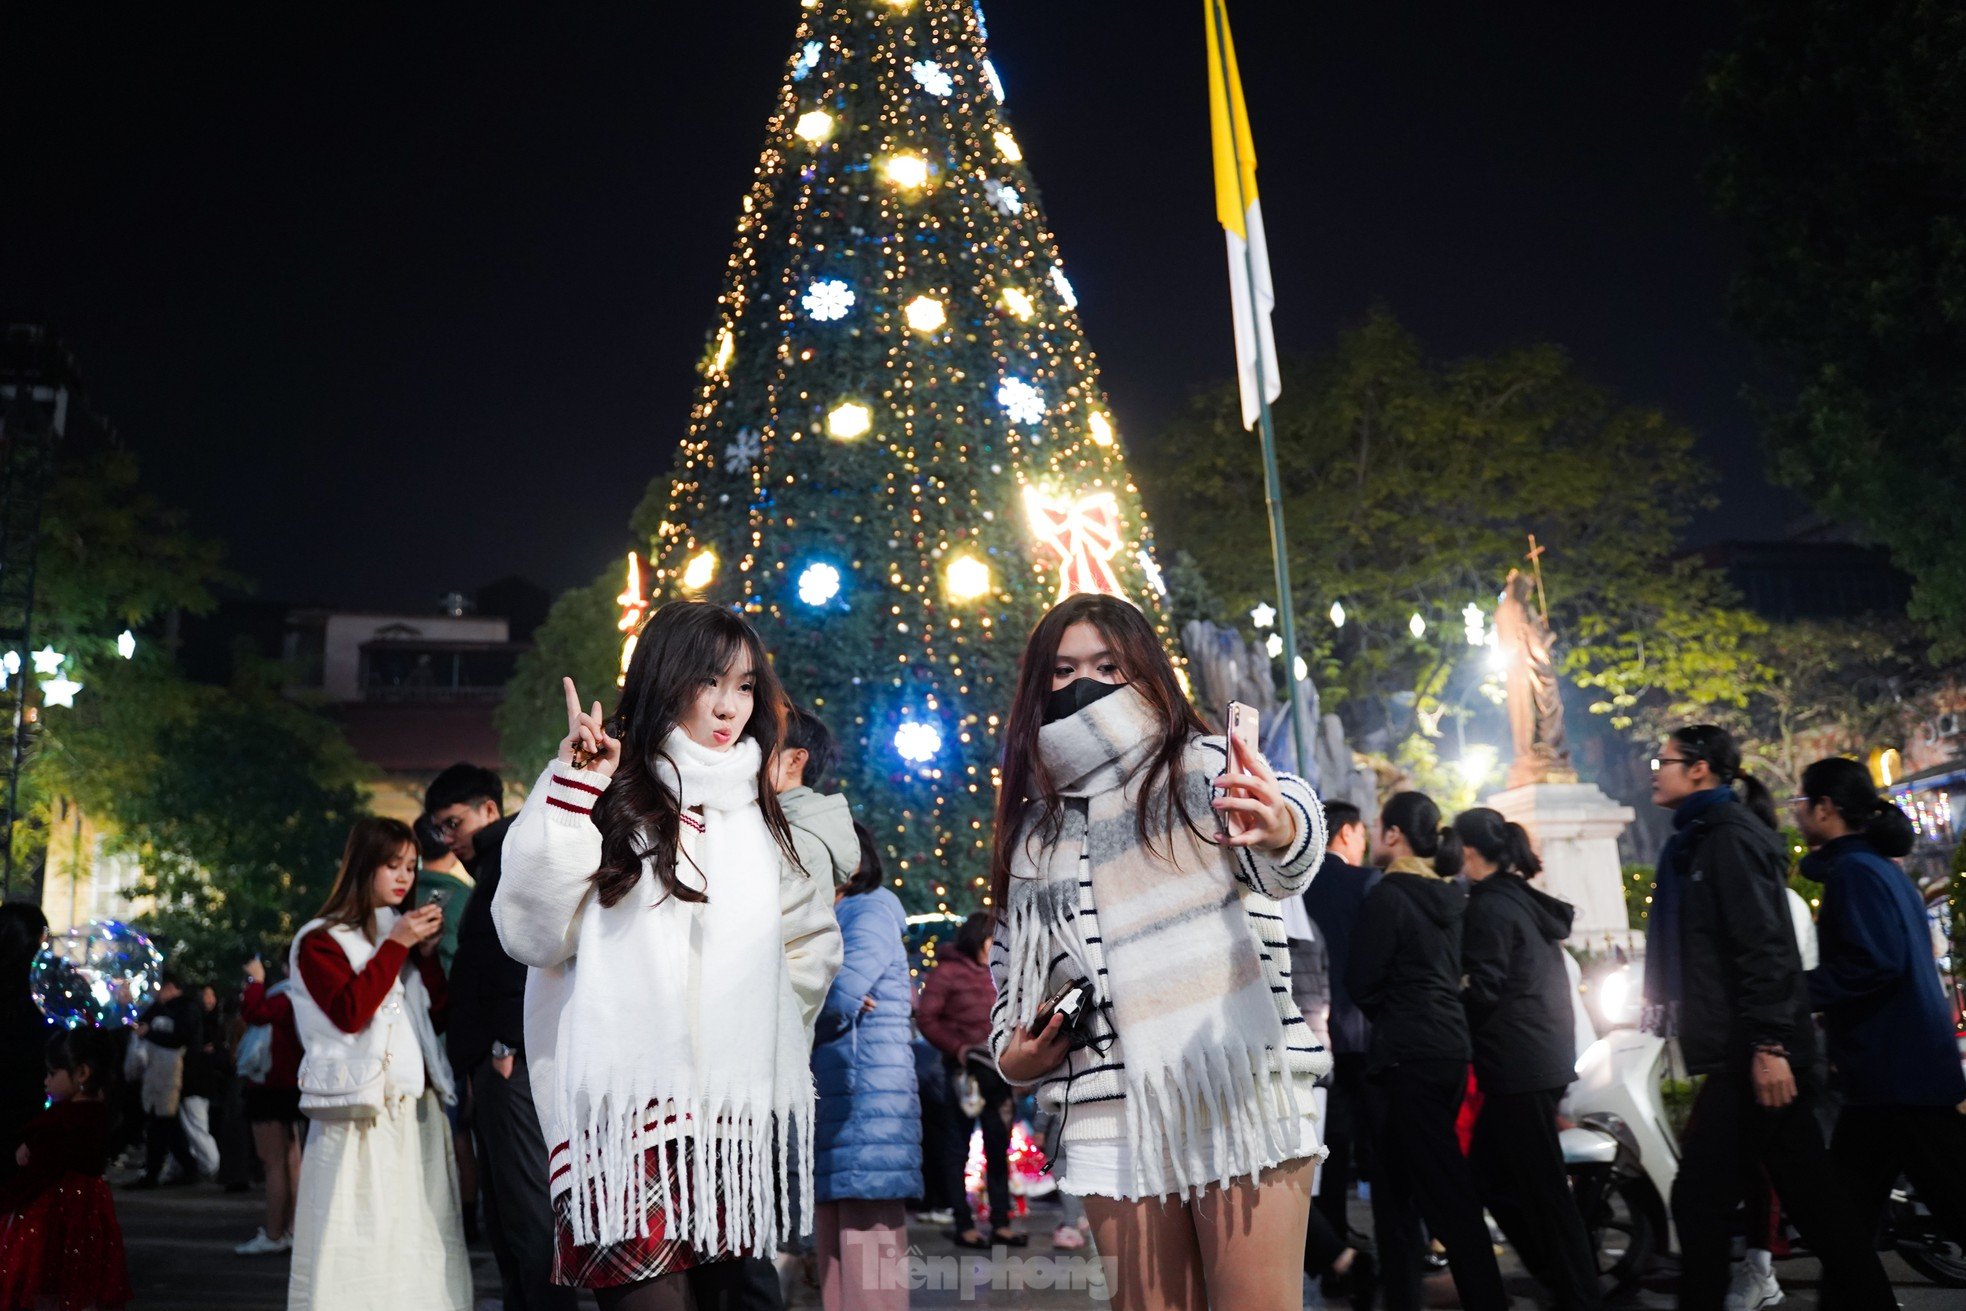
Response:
[997,1011,1071,1084]
[559,677,621,777]
[1214,734,1299,855]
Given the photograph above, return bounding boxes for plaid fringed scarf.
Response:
[999,687,1305,1198]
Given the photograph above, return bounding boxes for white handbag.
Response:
[297,1050,390,1122]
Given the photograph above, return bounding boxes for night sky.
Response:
[2,1,1794,612]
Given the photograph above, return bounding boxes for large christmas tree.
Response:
[632,0,1171,915]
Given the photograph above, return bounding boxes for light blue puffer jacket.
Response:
[810,887,923,1203]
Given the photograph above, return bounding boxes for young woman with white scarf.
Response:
[494,600,842,1311]
[989,594,1329,1311]
[287,817,472,1311]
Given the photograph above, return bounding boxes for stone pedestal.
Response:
[1486,781,1638,954]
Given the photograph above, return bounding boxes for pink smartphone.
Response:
[1223,700,1262,836]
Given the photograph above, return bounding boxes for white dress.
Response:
[286,922,472,1311]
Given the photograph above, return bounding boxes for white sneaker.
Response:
[1724,1254,1784,1311]
[915,1207,955,1227]
[235,1228,289,1256]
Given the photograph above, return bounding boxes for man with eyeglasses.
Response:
[1642,726,1894,1311]
[425,762,576,1311]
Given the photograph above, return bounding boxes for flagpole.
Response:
[1210,0,1309,774]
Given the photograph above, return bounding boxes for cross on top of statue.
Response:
[1525,533,1550,620]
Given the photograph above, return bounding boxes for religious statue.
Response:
[1495,565,1575,788]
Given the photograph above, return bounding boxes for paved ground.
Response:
[120,1176,1958,1309]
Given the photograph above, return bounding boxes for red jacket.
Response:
[295,929,448,1036]
[916,954,995,1060]
[239,980,303,1088]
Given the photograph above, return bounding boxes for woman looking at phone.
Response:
[493,600,842,1310]
[989,594,1328,1311]
[287,817,470,1311]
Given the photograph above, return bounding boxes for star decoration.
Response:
[40,676,82,709]
[1250,602,1277,629]
[31,647,64,676]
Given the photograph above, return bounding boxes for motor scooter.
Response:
[1562,1026,1677,1296]
[1562,1016,1966,1293]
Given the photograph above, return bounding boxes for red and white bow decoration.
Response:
[1024,487,1126,602]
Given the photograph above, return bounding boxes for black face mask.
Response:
[1043,676,1125,725]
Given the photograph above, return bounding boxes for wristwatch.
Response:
[490,1041,517,1061]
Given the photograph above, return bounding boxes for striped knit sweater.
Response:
[988,736,1329,1151]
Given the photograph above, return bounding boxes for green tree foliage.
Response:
[497,563,625,781]
[36,449,229,647]
[33,660,368,978]
[1706,0,1966,652]
[1137,310,1752,758]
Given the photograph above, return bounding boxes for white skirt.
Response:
[1059,1111,1325,1202]
[288,1090,472,1311]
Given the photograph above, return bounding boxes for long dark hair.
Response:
[1380,791,1465,878]
[1670,724,1777,830]
[314,817,417,942]
[1452,807,1542,878]
[1800,757,1916,858]
[591,601,797,908]
[843,821,884,898]
[988,595,1208,910]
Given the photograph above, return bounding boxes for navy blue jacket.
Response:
[1805,835,1966,1107]
[1302,854,1380,1055]
[811,887,923,1203]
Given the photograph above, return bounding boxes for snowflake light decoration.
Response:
[802,278,856,321]
[894,720,943,765]
[982,179,1021,217]
[792,40,822,80]
[1049,265,1078,309]
[997,376,1045,424]
[910,59,953,97]
[797,562,842,607]
[724,427,762,473]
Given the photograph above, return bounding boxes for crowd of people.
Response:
[0,595,1961,1311]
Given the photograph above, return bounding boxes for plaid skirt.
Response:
[553,1138,747,1288]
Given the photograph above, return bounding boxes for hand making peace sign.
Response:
[558,677,622,778]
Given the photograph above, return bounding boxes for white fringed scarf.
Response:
[999,687,1302,1197]
[542,730,813,1253]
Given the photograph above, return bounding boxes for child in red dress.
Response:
[0,1026,132,1311]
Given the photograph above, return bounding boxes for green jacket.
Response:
[778,786,859,888]
[417,866,477,973]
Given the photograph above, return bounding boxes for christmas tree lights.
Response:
[637,0,1172,913]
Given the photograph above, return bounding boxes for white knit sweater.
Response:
[493,744,842,1251]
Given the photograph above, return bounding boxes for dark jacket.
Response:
[811,888,922,1203]
[1666,801,1818,1076]
[1302,854,1379,1055]
[0,990,52,1184]
[1805,835,1966,1107]
[916,953,995,1061]
[139,993,202,1052]
[448,814,523,1074]
[1463,874,1578,1094]
[1347,862,1471,1074]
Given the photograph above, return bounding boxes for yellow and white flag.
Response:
[1206,0,1280,431]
